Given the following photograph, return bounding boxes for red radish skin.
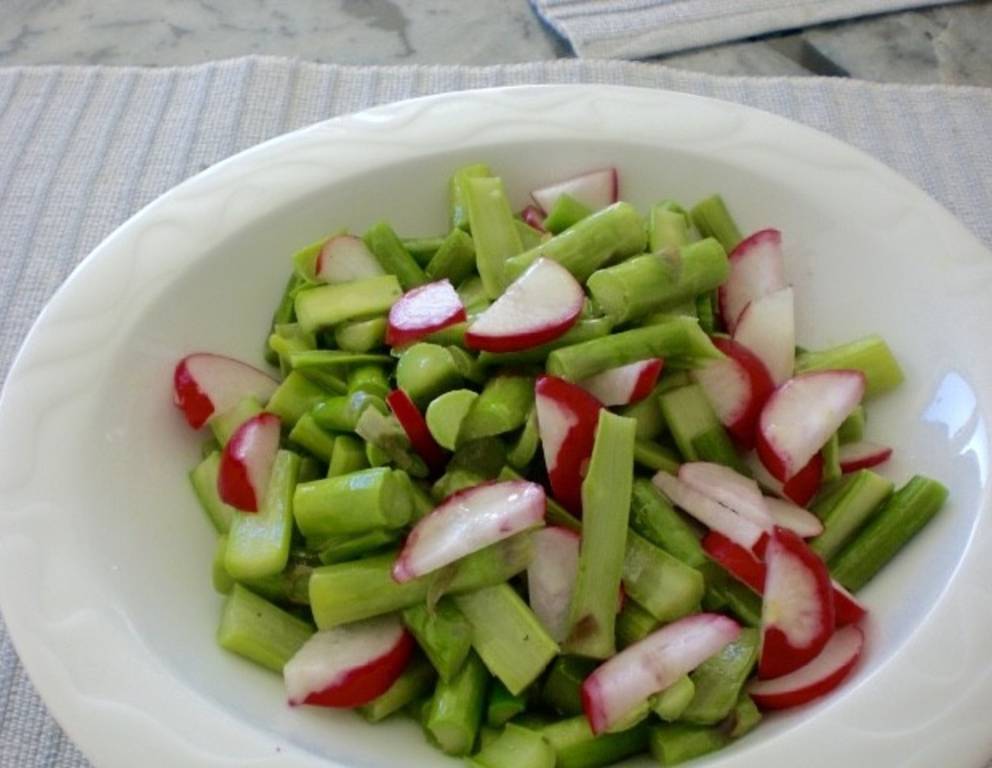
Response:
[465,258,584,353]
[531,168,618,214]
[528,527,581,642]
[692,337,775,449]
[386,279,466,348]
[652,471,767,553]
[521,205,547,232]
[315,234,385,284]
[831,582,868,626]
[392,480,545,583]
[746,451,822,508]
[284,616,414,708]
[760,527,836,680]
[386,389,447,474]
[750,625,864,710]
[838,441,893,473]
[733,287,795,386]
[764,497,824,538]
[217,412,281,512]
[757,370,867,482]
[581,613,740,735]
[173,353,278,429]
[535,376,603,515]
[719,229,787,333]
[577,358,663,407]
[678,462,772,531]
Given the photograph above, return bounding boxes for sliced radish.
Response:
[528,526,581,642]
[764,497,824,538]
[838,441,893,473]
[831,581,868,626]
[284,615,414,708]
[581,613,740,735]
[217,412,281,512]
[577,359,663,407]
[691,337,775,449]
[678,462,772,530]
[703,531,766,593]
[386,279,466,348]
[465,258,584,353]
[173,353,278,429]
[521,205,547,232]
[733,287,795,386]
[386,389,447,474]
[747,451,822,507]
[652,471,766,552]
[719,229,786,333]
[535,375,603,515]
[531,168,618,214]
[315,234,385,284]
[749,625,863,710]
[757,370,867,482]
[392,481,545,583]
[760,527,835,680]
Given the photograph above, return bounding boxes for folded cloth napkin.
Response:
[0,56,990,767]
[529,0,963,58]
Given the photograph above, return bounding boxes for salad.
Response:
[173,164,947,767]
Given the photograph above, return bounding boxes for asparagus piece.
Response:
[541,716,650,768]
[288,413,337,463]
[830,475,948,591]
[701,564,762,627]
[504,202,647,284]
[216,584,313,673]
[564,411,636,658]
[289,349,392,371]
[618,384,666,440]
[425,389,478,451]
[542,656,598,716]
[358,655,436,723]
[425,227,477,285]
[225,450,300,580]
[622,532,705,623]
[629,478,706,568]
[477,317,613,368]
[689,194,742,252]
[212,535,234,594]
[837,405,866,444]
[346,363,391,399]
[294,467,411,539]
[516,217,546,250]
[795,334,904,398]
[649,201,691,251]
[189,451,237,533]
[651,675,696,722]
[237,559,314,607]
[209,396,264,446]
[449,436,508,478]
[458,274,491,313]
[587,239,729,326]
[432,469,486,501]
[425,652,489,756]
[446,345,486,384]
[309,533,534,627]
[659,384,742,470]
[334,315,387,352]
[465,175,524,298]
[294,274,402,333]
[298,456,323,483]
[547,317,721,382]
[615,599,660,649]
[455,583,559,695]
[267,371,335,427]
[310,390,387,432]
[402,235,446,266]
[470,723,555,768]
[402,597,474,682]
[695,290,718,335]
[395,342,462,407]
[728,694,762,738]
[406,475,436,522]
[809,469,894,560]
[450,162,492,231]
[486,681,529,727]
[544,193,592,234]
[363,220,427,289]
[458,374,534,444]
[507,407,541,469]
[680,628,759,725]
[648,722,728,765]
[423,320,468,348]
[264,272,303,364]
[326,433,370,477]
[821,431,842,483]
[633,439,682,475]
[316,529,402,565]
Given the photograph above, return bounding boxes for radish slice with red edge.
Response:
[838,441,893,473]
[535,375,603,515]
[760,526,835,680]
[392,480,545,583]
[733,287,795,386]
[691,337,774,450]
[217,412,281,512]
[521,205,547,232]
[528,526,581,642]
[757,370,867,482]
[531,168,618,214]
[652,471,767,553]
[284,615,414,707]
[678,462,772,530]
[831,581,868,626]
[465,258,584,353]
[577,359,663,407]
[719,229,787,333]
[581,613,740,735]
[747,451,822,508]
[386,279,466,348]
[315,234,385,284]
[386,389,447,474]
[764,497,824,538]
[173,353,278,429]
[750,625,863,710]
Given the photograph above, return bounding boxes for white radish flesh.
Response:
[528,527,581,642]
[678,462,772,530]
[838,441,893,473]
[173,353,278,429]
[315,234,385,284]
[531,168,618,214]
[733,287,795,386]
[217,413,281,512]
[764,497,824,538]
[577,359,663,407]
[719,228,786,332]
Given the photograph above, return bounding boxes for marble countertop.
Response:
[1,0,990,85]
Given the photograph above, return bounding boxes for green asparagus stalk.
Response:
[659,384,742,470]
[648,722,728,766]
[425,227,477,285]
[189,451,237,533]
[402,235,446,266]
[458,275,491,313]
[347,363,390,399]
[465,175,524,298]
[209,396,264,446]
[542,656,598,716]
[425,652,489,756]
[425,389,479,451]
[264,272,304,364]
[795,334,904,398]
[477,317,613,368]
[469,723,555,768]
[615,599,660,649]
[333,315,387,352]
[728,694,762,738]
[216,584,313,673]
[701,564,762,627]
[363,220,428,290]
[448,436,509,478]
[629,478,706,568]
[506,407,541,469]
[541,716,650,768]
[310,390,388,432]
[837,405,866,444]
[515,217,546,250]
[809,469,894,560]
[694,291,718,335]
[486,681,529,727]
[294,274,402,332]
[680,628,759,725]
[402,598,474,682]
[618,384,666,440]
[544,193,593,234]
[690,194,742,252]
[633,438,682,474]
[651,675,696,722]
[358,655,436,722]
[395,343,463,407]
[821,432,842,483]
[267,371,339,427]
[294,467,412,539]
[449,162,492,231]
[316,529,402,565]
[326,433,370,477]
[622,532,705,623]
[458,374,534,444]
[288,413,338,463]
[649,201,691,251]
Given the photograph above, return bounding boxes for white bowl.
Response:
[1,85,991,768]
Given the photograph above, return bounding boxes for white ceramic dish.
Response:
[1,85,991,768]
